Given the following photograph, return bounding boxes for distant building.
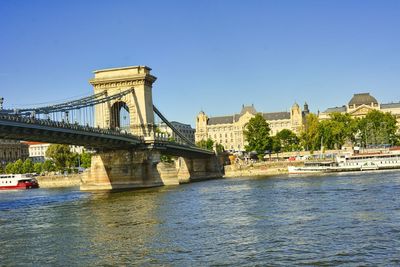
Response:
[158,121,195,144]
[319,93,400,129]
[23,142,51,163]
[0,139,29,165]
[23,142,85,163]
[195,103,309,151]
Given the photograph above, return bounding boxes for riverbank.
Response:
[36,174,82,188]
[224,161,304,178]
[36,160,300,188]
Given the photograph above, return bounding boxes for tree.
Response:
[243,113,272,155]
[34,162,43,174]
[304,113,358,151]
[12,159,23,174]
[0,165,3,174]
[300,113,320,152]
[196,138,214,151]
[22,159,34,174]
[160,154,174,163]
[42,159,56,172]
[5,162,14,174]
[215,143,225,153]
[329,113,358,146]
[45,144,73,171]
[357,110,398,147]
[80,151,92,169]
[271,136,282,156]
[276,129,300,152]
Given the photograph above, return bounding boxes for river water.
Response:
[1,172,400,266]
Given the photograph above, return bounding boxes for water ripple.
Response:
[1,172,400,265]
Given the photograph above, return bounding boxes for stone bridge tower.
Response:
[90,66,157,138]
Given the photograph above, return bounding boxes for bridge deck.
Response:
[0,115,215,158]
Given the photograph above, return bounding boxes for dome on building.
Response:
[348,93,378,106]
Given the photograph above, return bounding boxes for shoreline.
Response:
[36,174,82,188]
[223,161,303,178]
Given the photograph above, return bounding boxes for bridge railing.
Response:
[0,113,144,141]
[154,132,190,146]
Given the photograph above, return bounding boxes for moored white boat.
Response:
[288,161,335,174]
[0,174,39,190]
[288,151,400,174]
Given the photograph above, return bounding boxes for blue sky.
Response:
[1,0,399,126]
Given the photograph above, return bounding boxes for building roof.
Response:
[240,105,257,115]
[169,121,192,127]
[348,93,378,106]
[21,141,49,145]
[205,104,293,126]
[208,116,235,125]
[324,106,347,113]
[381,102,400,109]
[207,112,290,125]
[262,112,290,120]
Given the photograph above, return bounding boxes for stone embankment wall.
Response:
[36,174,82,188]
[224,161,304,178]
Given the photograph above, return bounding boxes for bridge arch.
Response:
[110,101,131,132]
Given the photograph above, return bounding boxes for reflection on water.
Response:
[1,172,400,265]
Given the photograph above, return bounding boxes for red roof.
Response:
[21,141,49,145]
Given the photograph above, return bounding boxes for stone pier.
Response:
[80,149,222,191]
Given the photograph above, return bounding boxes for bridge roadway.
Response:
[0,114,214,158]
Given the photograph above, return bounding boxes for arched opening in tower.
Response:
[110,101,130,133]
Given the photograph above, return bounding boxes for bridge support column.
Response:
[81,149,165,191]
[176,156,222,183]
[80,151,222,191]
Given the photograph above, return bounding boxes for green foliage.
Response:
[271,136,282,154]
[299,110,399,151]
[316,113,359,150]
[160,154,174,163]
[80,151,92,168]
[196,138,214,151]
[34,162,43,174]
[5,163,14,174]
[301,112,360,150]
[329,113,359,145]
[215,143,225,153]
[45,144,73,171]
[300,113,320,151]
[11,159,23,174]
[0,165,3,174]
[276,129,300,152]
[243,113,272,155]
[42,160,56,172]
[22,159,34,174]
[357,110,398,147]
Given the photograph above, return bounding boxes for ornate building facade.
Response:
[0,139,29,165]
[158,121,196,144]
[195,103,309,151]
[319,93,400,128]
